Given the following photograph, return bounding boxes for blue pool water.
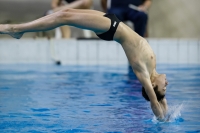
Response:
[0,64,200,133]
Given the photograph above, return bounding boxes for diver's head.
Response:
[142,74,168,101]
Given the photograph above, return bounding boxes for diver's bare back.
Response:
[114,22,156,75]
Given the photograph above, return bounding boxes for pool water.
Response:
[0,64,200,133]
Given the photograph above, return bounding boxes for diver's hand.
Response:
[156,114,170,122]
[165,114,171,122]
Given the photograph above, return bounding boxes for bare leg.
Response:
[64,8,105,16]
[52,0,93,39]
[60,26,71,38]
[54,0,93,12]
[0,9,110,39]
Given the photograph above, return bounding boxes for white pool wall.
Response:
[0,39,199,65]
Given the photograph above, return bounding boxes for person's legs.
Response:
[53,0,93,39]
[54,0,93,12]
[126,9,148,37]
[63,8,105,16]
[60,26,71,38]
[0,9,110,39]
[67,0,92,9]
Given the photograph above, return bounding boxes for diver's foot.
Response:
[0,24,23,39]
[8,32,24,39]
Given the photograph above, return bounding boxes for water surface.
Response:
[0,64,200,132]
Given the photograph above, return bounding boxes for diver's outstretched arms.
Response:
[0,9,110,39]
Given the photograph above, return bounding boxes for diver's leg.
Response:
[64,8,105,16]
[0,9,110,39]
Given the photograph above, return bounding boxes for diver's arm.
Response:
[135,70,165,120]
[159,98,168,116]
[144,78,165,120]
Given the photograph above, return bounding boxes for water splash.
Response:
[152,102,185,123]
[167,103,184,122]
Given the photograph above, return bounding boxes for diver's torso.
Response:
[115,22,156,74]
